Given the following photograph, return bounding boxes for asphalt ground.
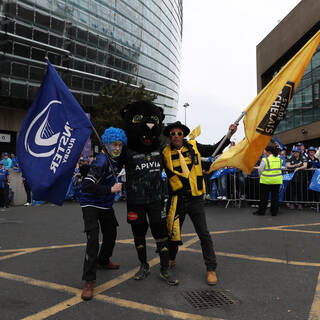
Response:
[1,200,320,320]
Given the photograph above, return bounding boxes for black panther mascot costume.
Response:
[120,100,178,285]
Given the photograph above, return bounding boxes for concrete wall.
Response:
[0,107,27,132]
[8,169,27,206]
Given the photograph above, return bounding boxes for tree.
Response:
[90,79,157,142]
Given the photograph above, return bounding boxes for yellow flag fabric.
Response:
[210,29,320,175]
[188,125,201,140]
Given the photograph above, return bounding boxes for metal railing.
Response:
[203,169,320,212]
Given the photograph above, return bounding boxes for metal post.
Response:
[183,102,189,125]
[211,111,246,158]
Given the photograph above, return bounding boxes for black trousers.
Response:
[258,183,280,215]
[168,196,217,271]
[23,180,32,203]
[0,184,9,207]
[127,201,169,269]
[81,206,118,281]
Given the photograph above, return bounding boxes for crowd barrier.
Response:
[203,169,320,212]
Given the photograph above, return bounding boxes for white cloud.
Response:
[178,0,301,144]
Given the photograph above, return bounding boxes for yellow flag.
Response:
[210,29,320,174]
[188,125,201,140]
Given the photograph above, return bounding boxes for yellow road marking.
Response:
[182,248,320,267]
[0,249,42,261]
[309,272,320,320]
[0,248,25,252]
[97,295,223,320]
[2,222,320,319]
[2,222,320,255]
[275,228,320,234]
[0,271,80,295]
[21,296,82,320]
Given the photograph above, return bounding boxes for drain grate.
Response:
[181,288,240,309]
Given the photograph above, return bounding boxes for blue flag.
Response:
[309,169,320,192]
[272,137,284,150]
[17,60,92,205]
[210,168,236,180]
[279,172,295,202]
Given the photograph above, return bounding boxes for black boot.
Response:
[134,237,147,264]
[157,240,179,286]
[134,263,150,280]
[160,268,179,286]
[133,237,149,280]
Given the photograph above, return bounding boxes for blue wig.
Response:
[101,127,127,145]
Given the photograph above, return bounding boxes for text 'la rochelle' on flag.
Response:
[210,29,320,175]
[17,60,92,205]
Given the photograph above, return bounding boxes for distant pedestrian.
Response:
[253,143,283,216]
[1,152,12,169]
[0,161,10,209]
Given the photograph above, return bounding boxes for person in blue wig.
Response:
[79,127,127,301]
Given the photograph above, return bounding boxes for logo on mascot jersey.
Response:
[128,211,138,221]
[135,161,160,171]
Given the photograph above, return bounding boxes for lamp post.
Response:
[183,102,189,125]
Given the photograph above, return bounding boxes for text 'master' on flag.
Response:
[17,60,93,205]
[210,29,320,175]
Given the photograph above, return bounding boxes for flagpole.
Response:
[91,125,118,182]
[211,111,246,158]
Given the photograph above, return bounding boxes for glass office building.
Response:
[0,0,182,127]
[257,0,320,147]
[274,46,320,134]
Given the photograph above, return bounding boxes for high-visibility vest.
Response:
[260,155,283,185]
[162,140,205,196]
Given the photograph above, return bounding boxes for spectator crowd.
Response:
[202,141,320,210]
[1,140,320,210]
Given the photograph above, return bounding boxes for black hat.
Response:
[164,121,190,137]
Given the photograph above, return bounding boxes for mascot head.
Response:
[121,100,165,153]
[101,127,127,158]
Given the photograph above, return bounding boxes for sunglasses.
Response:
[170,131,183,137]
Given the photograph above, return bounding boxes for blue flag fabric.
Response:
[279,172,295,202]
[309,169,320,192]
[210,168,236,180]
[272,137,284,150]
[17,60,92,205]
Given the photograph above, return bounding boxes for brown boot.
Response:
[81,281,94,301]
[207,271,218,285]
[96,261,120,270]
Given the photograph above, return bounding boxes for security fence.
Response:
[204,169,320,212]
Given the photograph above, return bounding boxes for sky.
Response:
[177,0,302,144]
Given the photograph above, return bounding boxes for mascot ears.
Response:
[120,101,165,122]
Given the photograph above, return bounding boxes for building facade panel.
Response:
[256,0,320,147]
[0,0,183,153]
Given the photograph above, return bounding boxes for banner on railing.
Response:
[309,169,320,192]
[279,172,295,202]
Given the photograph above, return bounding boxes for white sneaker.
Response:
[217,196,222,200]
[222,196,227,200]
[267,202,271,208]
[24,202,31,206]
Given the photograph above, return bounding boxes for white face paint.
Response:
[106,141,123,158]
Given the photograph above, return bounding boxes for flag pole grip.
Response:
[91,126,118,182]
[211,111,246,158]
